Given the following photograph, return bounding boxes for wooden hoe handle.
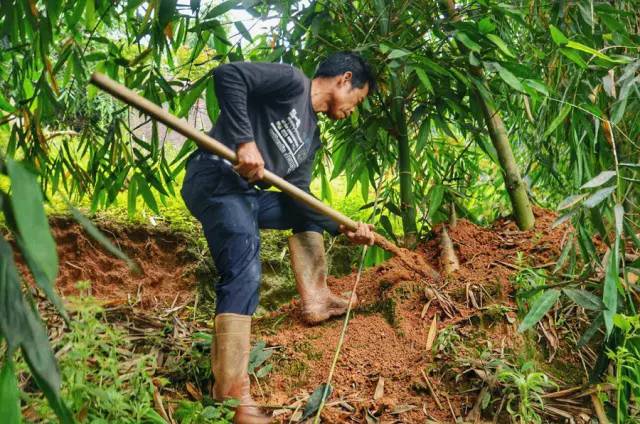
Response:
[90,72,394,246]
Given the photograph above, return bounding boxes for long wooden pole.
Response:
[89,72,441,281]
[90,72,359,231]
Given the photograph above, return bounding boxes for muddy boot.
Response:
[211,314,272,424]
[288,231,355,325]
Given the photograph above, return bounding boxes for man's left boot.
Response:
[288,231,355,325]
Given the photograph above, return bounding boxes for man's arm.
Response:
[287,147,374,245]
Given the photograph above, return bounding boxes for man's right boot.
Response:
[288,231,355,325]
[211,313,272,424]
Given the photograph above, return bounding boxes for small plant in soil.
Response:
[497,361,557,424]
[433,324,462,356]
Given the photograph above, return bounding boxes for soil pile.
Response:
[258,208,582,423]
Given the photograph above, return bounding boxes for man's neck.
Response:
[310,78,331,114]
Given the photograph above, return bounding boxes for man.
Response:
[181,52,376,423]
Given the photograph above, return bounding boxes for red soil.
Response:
[17,216,198,308]
[258,208,576,423]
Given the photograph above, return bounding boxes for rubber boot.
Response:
[211,313,272,424]
[288,231,355,324]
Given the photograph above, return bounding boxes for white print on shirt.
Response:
[269,108,309,173]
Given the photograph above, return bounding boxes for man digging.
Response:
[180,52,377,423]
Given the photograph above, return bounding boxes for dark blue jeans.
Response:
[181,151,335,315]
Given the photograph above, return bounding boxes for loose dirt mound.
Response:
[257,208,580,423]
[18,216,199,307]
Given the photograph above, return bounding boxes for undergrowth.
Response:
[15,284,234,423]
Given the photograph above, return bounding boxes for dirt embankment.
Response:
[15,216,200,308]
[16,209,587,423]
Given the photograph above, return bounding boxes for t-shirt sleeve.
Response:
[213,62,306,145]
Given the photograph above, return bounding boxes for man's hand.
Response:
[339,222,375,246]
[234,141,265,183]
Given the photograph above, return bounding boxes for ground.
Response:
[16,208,597,423]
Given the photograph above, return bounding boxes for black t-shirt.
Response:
[207,61,321,192]
[199,61,339,235]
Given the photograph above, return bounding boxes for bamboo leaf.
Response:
[603,244,619,336]
[566,41,613,61]
[518,289,560,332]
[543,104,571,138]
[302,384,332,420]
[0,359,20,424]
[614,204,624,237]
[557,193,587,211]
[204,0,238,19]
[6,160,59,294]
[415,68,434,94]
[486,34,515,57]
[580,171,616,189]
[577,314,603,347]
[494,63,523,92]
[562,288,604,311]
[549,25,568,45]
[388,49,411,59]
[583,186,615,208]
[454,31,481,52]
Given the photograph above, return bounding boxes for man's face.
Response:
[327,72,369,120]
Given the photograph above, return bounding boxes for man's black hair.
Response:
[314,51,376,92]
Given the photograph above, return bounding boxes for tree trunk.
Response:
[391,74,418,244]
[443,0,535,230]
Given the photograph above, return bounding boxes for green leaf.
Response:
[302,384,332,420]
[557,193,587,211]
[204,0,238,19]
[518,289,560,332]
[549,25,568,45]
[486,34,515,57]
[179,75,208,118]
[477,17,495,34]
[562,288,604,311]
[0,93,16,113]
[428,185,445,220]
[69,206,137,271]
[580,171,616,189]
[566,41,613,62]
[127,177,138,218]
[454,31,481,52]
[234,21,252,42]
[559,48,588,68]
[494,63,523,92]
[543,104,571,138]
[577,314,603,347]
[0,359,20,424]
[158,0,177,29]
[614,204,624,237]
[6,160,58,289]
[583,186,615,208]
[415,68,434,94]
[603,244,619,336]
[388,49,411,60]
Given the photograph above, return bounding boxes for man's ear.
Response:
[340,71,353,86]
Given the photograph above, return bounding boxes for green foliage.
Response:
[498,362,557,424]
[174,400,236,424]
[16,290,162,423]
